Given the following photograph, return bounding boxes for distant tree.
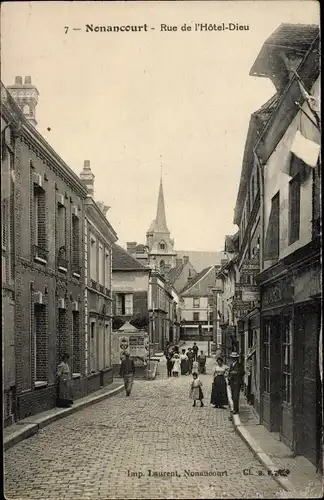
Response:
[130,312,149,331]
[112,316,125,331]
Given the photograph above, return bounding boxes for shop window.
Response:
[263,323,270,393]
[288,174,301,245]
[282,316,292,404]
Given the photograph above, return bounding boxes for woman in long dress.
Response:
[172,353,181,377]
[180,349,189,375]
[57,353,74,407]
[210,356,229,408]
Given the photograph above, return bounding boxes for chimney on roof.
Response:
[7,75,39,127]
[183,256,189,264]
[126,242,137,254]
[80,160,95,197]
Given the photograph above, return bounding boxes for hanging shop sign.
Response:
[241,260,260,273]
[233,299,252,310]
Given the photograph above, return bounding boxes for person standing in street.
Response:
[228,352,245,414]
[171,353,181,376]
[192,358,199,376]
[189,373,204,407]
[119,353,136,396]
[210,356,229,408]
[56,353,74,408]
[197,350,207,374]
[192,342,199,361]
[166,353,174,377]
[180,349,189,375]
[187,347,194,374]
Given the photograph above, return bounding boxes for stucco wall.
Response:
[263,77,320,266]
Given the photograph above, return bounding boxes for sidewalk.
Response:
[4,380,124,451]
[232,396,323,498]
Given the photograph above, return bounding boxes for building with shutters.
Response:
[180,266,219,342]
[2,77,88,423]
[112,243,151,332]
[250,24,321,470]
[80,160,118,392]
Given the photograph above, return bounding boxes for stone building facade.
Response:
[80,160,118,393]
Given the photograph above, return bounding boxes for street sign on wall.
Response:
[242,290,259,302]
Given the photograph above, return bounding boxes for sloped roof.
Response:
[112,244,149,271]
[175,251,225,272]
[167,262,185,283]
[250,23,319,79]
[224,233,239,253]
[180,267,212,294]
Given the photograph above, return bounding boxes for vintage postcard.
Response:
[1,1,322,499]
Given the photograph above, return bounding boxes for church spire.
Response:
[155,174,169,232]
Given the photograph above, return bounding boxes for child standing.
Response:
[192,359,199,375]
[189,373,204,407]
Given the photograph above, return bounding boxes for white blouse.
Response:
[213,364,229,377]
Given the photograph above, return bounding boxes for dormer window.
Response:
[159,241,166,250]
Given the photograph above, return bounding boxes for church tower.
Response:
[7,76,39,127]
[146,176,177,273]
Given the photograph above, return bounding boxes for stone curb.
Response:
[232,413,296,493]
[4,384,124,452]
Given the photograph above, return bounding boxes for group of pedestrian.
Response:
[189,351,245,414]
[165,342,207,377]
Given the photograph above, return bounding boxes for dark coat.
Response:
[228,361,245,389]
[120,358,135,377]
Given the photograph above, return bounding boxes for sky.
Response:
[1,1,319,251]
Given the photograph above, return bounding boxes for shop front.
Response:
[259,250,322,469]
[259,273,294,443]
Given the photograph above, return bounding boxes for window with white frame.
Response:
[116,293,133,316]
[193,297,200,308]
[282,316,292,404]
[90,235,97,281]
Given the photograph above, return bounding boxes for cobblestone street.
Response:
[4,350,281,499]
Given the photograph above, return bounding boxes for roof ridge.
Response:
[180,266,213,294]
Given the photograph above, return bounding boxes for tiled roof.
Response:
[180,267,212,294]
[250,23,319,77]
[175,251,224,272]
[112,244,149,271]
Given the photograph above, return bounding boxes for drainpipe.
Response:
[253,150,264,425]
[253,150,264,273]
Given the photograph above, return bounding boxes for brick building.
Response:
[80,160,118,392]
[2,84,18,426]
[3,77,88,422]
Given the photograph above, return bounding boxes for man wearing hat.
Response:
[228,352,245,414]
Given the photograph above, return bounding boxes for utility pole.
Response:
[207,304,211,357]
[211,289,218,346]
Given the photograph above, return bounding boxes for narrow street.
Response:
[4,344,281,499]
